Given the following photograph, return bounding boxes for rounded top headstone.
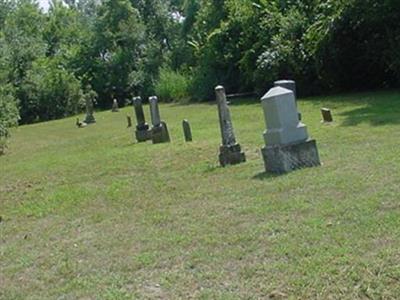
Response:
[274,79,295,85]
[215,85,225,92]
[261,86,293,101]
[149,96,158,102]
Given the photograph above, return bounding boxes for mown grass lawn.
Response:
[1,90,400,299]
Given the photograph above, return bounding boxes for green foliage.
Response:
[1,0,400,125]
[0,85,19,154]
[155,68,191,103]
[24,58,83,122]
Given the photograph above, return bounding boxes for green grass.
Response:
[1,90,400,299]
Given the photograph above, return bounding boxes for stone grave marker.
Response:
[149,96,170,144]
[321,108,333,123]
[274,79,301,120]
[215,85,246,167]
[132,96,151,142]
[182,119,192,142]
[261,86,320,173]
[83,93,96,124]
[112,99,119,112]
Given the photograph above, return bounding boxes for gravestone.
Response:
[321,108,333,123]
[132,96,151,142]
[149,96,170,144]
[215,85,246,167]
[261,86,320,173]
[274,79,301,120]
[126,115,132,128]
[182,119,192,142]
[76,118,87,128]
[83,92,96,124]
[112,99,119,112]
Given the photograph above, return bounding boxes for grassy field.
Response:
[1,90,400,299]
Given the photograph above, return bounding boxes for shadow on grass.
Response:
[338,103,400,126]
[301,89,400,127]
[252,171,286,181]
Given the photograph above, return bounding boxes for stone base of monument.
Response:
[84,116,96,124]
[219,143,246,167]
[151,122,170,144]
[135,128,151,143]
[262,139,320,173]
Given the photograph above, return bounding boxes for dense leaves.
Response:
[0,0,399,131]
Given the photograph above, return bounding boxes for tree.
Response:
[0,85,19,154]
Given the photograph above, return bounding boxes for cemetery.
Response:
[1,0,399,299]
[1,88,400,298]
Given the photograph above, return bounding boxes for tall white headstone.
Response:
[261,86,320,173]
[261,86,308,146]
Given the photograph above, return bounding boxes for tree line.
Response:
[1,0,399,149]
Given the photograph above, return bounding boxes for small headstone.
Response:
[321,108,333,123]
[83,91,96,124]
[182,119,192,142]
[132,96,151,142]
[149,96,170,144]
[112,99,119,112]
[274,79,301,120]
[126,115,132,128]
[215,85,246,167]
[76,118,87,128]
[260,86,320,173]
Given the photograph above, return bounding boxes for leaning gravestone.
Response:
[83,93,96,124]
[182,119,192,142]
[274,79,301,120]
[215,85,246,167]
[132,96,151,142]
[261,86,320,173]
[112,99,119,112]
[321,108,333,123]
[149,96,170,144]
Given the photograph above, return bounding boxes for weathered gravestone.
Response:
[112,99,119,112]
[261,86,320,173]
[215,85,246,167]
[182,119,192,142]
[126,115,132,128]
[83,91,96,124]
[274,80,301,120]
[132,96,151,142]
[149,96,170,144]
[321,108,333,123]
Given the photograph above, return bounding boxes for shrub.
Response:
[22,58,83,122]
[0,85,19,154]
[155,68,191,103]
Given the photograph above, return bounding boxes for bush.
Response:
[0,85,19,154]
[21,58,83,122]
[155,68,191,103]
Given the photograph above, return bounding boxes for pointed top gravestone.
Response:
[260,86,320,173]
[215,85,237,146]
[261,86,308,146]
[274,80,297,98]
[215,85,245,167]
[274,79,301,120]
